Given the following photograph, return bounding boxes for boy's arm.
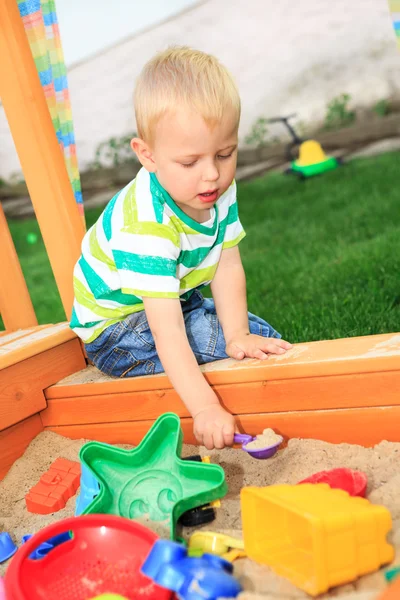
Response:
[210,245,292,360]
[142,296,236,449]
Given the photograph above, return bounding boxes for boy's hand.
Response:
[193,404,237,450]
[226,334,292,361]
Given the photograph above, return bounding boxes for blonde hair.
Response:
[134,46,241,144]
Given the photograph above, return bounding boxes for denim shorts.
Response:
[85,289,281,378]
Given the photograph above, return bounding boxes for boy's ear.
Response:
[131,137,156,172]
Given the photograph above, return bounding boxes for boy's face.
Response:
[134,107,238,223]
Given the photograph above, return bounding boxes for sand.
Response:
[1,431,399,599]
[244,428,282,450]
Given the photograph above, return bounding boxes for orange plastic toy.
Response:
[378,575,400,599]
[241,483,394,596]
[25,458,81,514]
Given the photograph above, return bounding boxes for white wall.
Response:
[56,0,200,65]
[1,0,399,179]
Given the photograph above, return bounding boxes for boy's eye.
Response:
[180,152,233,167]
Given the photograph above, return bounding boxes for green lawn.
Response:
[3,151,399,343]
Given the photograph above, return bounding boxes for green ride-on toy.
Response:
[268,114,343,180]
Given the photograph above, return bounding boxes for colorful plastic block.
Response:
[80,413,227,539]
[141,539,242,599]
[0,533,17,563]
[299,468,368,497]
[241,483,394,596]
[188,531,245,559]
[75,462,100,516]
[25,458,81,514]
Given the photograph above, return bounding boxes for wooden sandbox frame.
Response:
[1,325,400,482]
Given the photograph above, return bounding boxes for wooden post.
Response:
[0,204,38,331]
[0,0,85,320]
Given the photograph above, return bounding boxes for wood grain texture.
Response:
[0,414,43,480]
[0,325,52,347]
[0,323,80,370]
[1,339,86,430]
[42,370,400,427]
[45,406,400,447]
[47,333,400,397]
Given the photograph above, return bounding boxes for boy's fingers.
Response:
[227,343,245,360]
[260,339,292,354]
[223,426,235,447]
[261,342,287,355]
[276,339,293,349]
[214,430,225,450]
[203,430,214,451]
[254,349,269,360]
[194,433,204,446]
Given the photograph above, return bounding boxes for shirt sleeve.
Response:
[110,221,181,299]
[221,180,246,249]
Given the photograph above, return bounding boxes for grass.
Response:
[2,152,400,343]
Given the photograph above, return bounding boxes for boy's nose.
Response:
[202,163,219,182]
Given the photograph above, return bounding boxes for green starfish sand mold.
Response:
[79,412,227,539]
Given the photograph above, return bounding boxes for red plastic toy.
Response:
[298,468,368,497]
[4,514,172,600]
[25,458,81,514]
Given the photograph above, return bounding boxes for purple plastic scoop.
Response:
[234,433,283,460]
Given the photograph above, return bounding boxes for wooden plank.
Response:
[0,203,38,331]
[0,0,85,320]
[0,414,43,480]
[42,387,188,426]
[0,322,78,370]
[47,333,400,396]
[235,407,400,446]
[45,405,400,448]
[47,417,196,446]
[42,370,400,427]
[0,324,51,348]
[1,339,86,430]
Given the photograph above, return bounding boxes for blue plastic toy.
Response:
[75,463,99,516]
[21,532,71,560]
[141,539,242,600]
[0,533,17,563]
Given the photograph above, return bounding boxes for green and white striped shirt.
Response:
[70,167,245,343]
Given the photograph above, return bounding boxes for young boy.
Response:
[70,46,292,450]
